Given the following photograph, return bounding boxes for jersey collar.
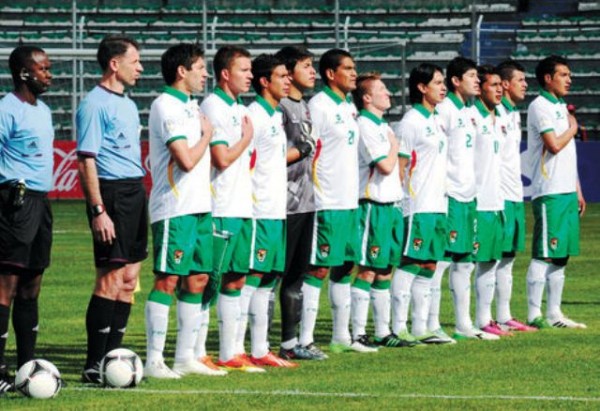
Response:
[447,91,467,109]
[501,96,516,112]
[164,86,190,103]
[359,109,385,125]
[414,103,436,118]
[323,86,351,105]
[474,98,500,118]
[255,95,281,117]
[539,88,564,104]
[214,86,242,106]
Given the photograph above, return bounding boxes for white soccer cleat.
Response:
[453,326,500,341]
[173,359,228,376]
[144,359,181,379]
[549,316,587,329]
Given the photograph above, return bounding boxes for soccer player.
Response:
[144,43,225,378]
[77,36,148,383]
[495,60,537,332]
[393,63,449,344]
[200,46,263,372]
[234,54,297,368]
[434,57,481,341]
[302,49,368,354]
[273,46,324,360]
[350,73,410,348]
[471,65,508,338]
[525,55,587,329]
[0,46,53,393]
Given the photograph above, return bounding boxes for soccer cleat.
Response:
[374,333,418,348]
[216,355,266,373]
[173,359,227,376]
[430,328,458,344]
[453,326,500,341]
[144,359,181,379]
[415,331,456,345]
[250,352,299,368]
[81,362,101,384]
[198,356,226,372]
[279,344,326,360]
[481,321,514,337]
[302,343,329,360]
[501,318,538,332]
[527,316,552,330]
[549,316,587,329]
[351,335,379,352]
[329,341,354,354]
[0,365,14,394]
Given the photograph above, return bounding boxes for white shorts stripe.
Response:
[159,219,170,273]
[402,214,413,256]
[359,203,372,266]
[309,212,320,265]
[541,203,548,258]
[249,219,257,270]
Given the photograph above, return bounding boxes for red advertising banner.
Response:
[49,140,152,199]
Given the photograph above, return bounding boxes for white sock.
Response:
[194,306,210,359]
[235,283,257,355]
[280,337,298,351]
[145,300,170,364]
[391,268,415,334]
[329,280,351,345]
[526,259,548,322]
[217,293,240,362]
[298,282,321,347]
[370,287,391,339]
[475,261,499,328]
[449,262,475,332]
[428,260,450,331]
[546,264,566,321]
[249,287,271,359]
[495,257,515,324]
[350,285,370,339]
[411,275,432,337]
[175,300,202,363]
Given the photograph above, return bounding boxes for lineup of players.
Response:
[0,35,587,389]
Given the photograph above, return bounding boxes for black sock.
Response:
[85,295,115,369]
[105,301,132,353]
[0,304,9,367]
[12,297,38,368]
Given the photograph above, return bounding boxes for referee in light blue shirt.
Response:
[0,46,54,394]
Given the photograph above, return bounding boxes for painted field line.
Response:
[68,387,600,402]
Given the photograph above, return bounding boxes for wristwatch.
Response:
[91,204,105,217]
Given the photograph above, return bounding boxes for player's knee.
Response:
[309,266,329,280]
[183,273,209,294]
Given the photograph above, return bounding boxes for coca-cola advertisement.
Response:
[50,141,152,199]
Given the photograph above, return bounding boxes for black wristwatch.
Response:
[91,204,105,217]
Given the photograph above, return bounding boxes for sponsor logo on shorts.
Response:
[473,242,480,255]
[319,244,330,258]
[257,248,267,263]
[550,238,559,250]
[370,246,380,259]
[449,230,458,243]
[174,250,184,264]
[413,238,423,251]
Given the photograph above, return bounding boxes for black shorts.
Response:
[0,184,52,272]
[283,211,314,279]
[86,178,148,267]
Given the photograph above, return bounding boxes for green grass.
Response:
[2,201,600,410]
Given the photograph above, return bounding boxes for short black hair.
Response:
[8,45,45,86]
[97,35,140,72]
[446,56,477,92]
[477,64,499,86]
[318,48,353,85]
[535,55,569,88]
[409,63,443,105]
[161,43,204,86]
[496,59,525,82]
[251,54,285,94]
[213,45,251,82]
[274,45,313,73]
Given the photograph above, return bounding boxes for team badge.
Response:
[413,238,423,251]
[257,249,267,263]
[449,230,458,243]
[173,250,184,264]
[319,244,330,258]
[370,246,380,259]
[473,242,480,255]
[550,238,559,250]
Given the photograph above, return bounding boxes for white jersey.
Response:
[309,87,360,211]
[497,97,524,202]
[395,104,447,216]
[436,92,477,202]
[527,90,577,199]
[200,87,253,218]
[472,99,504,211]
[357,110,402,203]
[148,87,211,223]
[248,96,287,219]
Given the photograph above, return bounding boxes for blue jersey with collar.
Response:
[0,92,54,192]
[76,85,145,179]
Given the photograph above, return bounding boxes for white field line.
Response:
[67,387,600,402]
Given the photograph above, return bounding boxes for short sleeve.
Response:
[76,99,103,156]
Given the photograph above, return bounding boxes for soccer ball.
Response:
[99,348,143,388]
[15,359,62,399]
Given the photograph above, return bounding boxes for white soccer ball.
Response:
[99,348,143,388]
[15,359,62,399]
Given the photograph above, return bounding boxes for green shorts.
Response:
[152,213,213,276]
[310,209,360,267]
[532,193,580,259]
[213,217,253,274]
[446,197,476,255]
[250,219,286,273]
[473,211,504,262]
[357,200,404,269]
[502,200,526,253]
[403,213,447,262]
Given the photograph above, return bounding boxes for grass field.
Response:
[1,200,599,410]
